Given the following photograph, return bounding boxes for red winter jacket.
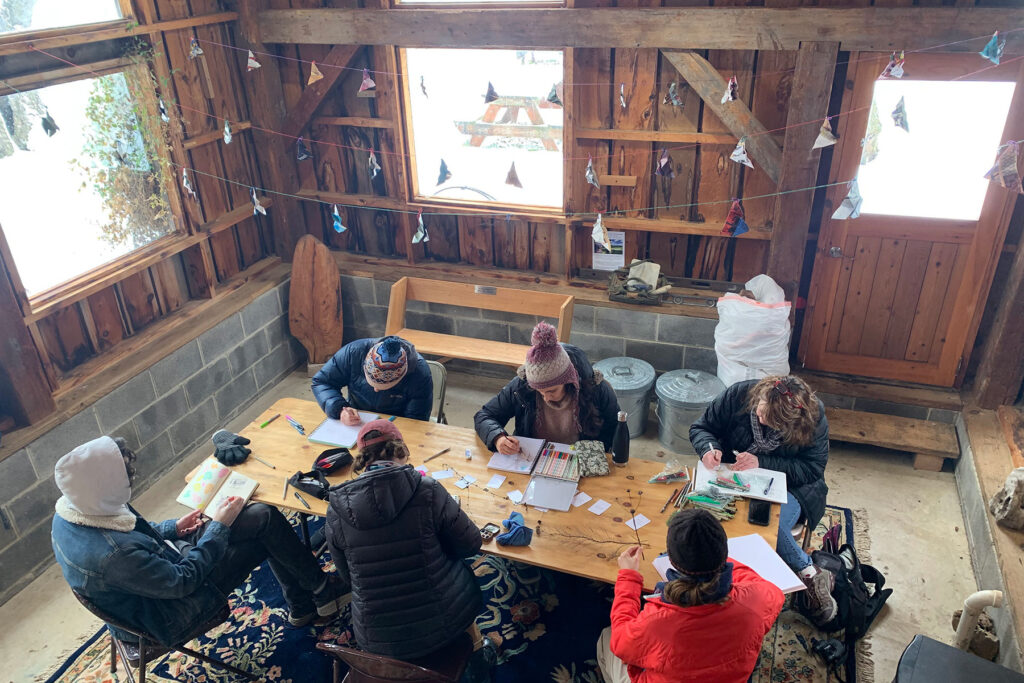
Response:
[609,560,784,683]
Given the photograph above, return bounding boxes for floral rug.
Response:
[45,505,872,683]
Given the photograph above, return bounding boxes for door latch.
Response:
[828,246,844,258]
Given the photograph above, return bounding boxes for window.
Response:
[0,68,175,295]
[402,48,563,210]
[0,0,121,36]
[858,79,1016,221]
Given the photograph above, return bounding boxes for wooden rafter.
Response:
[661,50,782,184]
[281,44,361,139]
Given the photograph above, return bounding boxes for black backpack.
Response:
[809,543,892,641]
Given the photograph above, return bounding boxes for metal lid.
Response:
[655,369,725,409]
[594,357,656,393]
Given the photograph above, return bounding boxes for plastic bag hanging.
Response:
[891,96,909,132]
[223,120,232,145]
[813,118,838,150]
[879,51,905,79]
[189,37,203,59]
[296,137,312,161]
[619,83,627,109]
[359,68,376,93]
[721,199,749,237]
[547,83,563,107]
[412,210,429,244]
[484,82,499,103]
[980,31,1005,65]
[663,81,684,107]
[655,149,675,178]
[983,141,1023,194]
[505,162,522,188]
[40,110,59,137]
[246,50,261,71]
[591,213,611,252]
[831,180,863,220]
[308,61,324,86]
[585,156,600,189]
[182,169,198,200]
[437,159,452,185]
[332,204,347,233]
[369,149,381,179]
[250,187,267,216]
[721,76,738,104]
[730,137,753,168]
[158,99,169,123]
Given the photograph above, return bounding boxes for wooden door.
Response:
[800,54,1024,387]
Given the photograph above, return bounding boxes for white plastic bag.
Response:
[714,274,791,387]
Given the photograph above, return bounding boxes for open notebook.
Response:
[308,411,380,448]
[176,458,259,514]
[653,534,805,594]
[693,460,788,505]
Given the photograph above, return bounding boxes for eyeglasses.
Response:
[772,379,804,411]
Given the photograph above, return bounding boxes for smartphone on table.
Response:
[747,499,771,527]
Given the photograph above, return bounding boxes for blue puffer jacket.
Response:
[311,338,433,421]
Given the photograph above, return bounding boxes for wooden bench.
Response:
[384,277,574,368]
[826,407,961,471]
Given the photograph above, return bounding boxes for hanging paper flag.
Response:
[505,162,522,188]
[484,82,499,103]
[547,83,563,108]
[891,96,909,132]
[359,68,376,93]
[585,156,600,189]
[420,75,428,98]
[332,204,347,233]
[40,110,59,137]
[663,82,684,107]
[984,141,1023,194]
[721,199,749,237]
[730,137,753,168]
[879,51,905,79]
[437,159,452,185]
[831,180,863,220]
[158,99,169,123]
[813,118,838,150]
[182,169,197,200]
[189,37,203,59]
[246,50,261,71]
[980,31,1005,65]
[223,119,232,145]
[619,83,627,110]
[655,149,675,178]
[591,213,611,253]
[308,61,324,86]
[412,210,429,243]
[369,149,381,179]
[296,137,312,161]
[250,187,267,216]
[721,76,738,104]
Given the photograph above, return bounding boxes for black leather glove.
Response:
[212,430,251,466]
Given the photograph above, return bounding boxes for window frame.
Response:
[391,0,564,9]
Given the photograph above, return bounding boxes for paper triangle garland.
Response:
[980,31,1005,65]
[420,75,428,98]
[182,169,197,200]
[246,50,261,71]
[547,83,563,107]
[250,187,267,216]
[369,150,381,179]
[831,180,863,220]
[721,199,749,237]
[721,76,738,104]
[484,82,499,103]
[879,51,905,79]
[730,137,753,168]
[296,137,312,161]
[585,156,600,189]
[655,149,675,178]
[412,210,429,243]
[189,38,203,59]
[891,96,909,132]
[505,162,522,188]
[40,110,59,137]
[591,213,611,252]
[663,82,684,107]
[983,141,1023,194]
[223,119,232,145]
[359,68,376,93]
[332,204,347,233]
[308,61,324,86]
[619,83,627,109]
[437,159,452,185]
[813,118,838,150]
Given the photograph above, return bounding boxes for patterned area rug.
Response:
[44,505,872,683]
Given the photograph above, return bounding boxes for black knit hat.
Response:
[667,509,728,575]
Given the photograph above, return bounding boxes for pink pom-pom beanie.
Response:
[524,322,578,390]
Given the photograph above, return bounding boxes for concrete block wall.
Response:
[0,280,305,606]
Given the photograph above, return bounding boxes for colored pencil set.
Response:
[533,446,579,481]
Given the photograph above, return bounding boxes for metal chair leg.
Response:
[333,658,342,683]
[177,644,261,681]
[110,636,117,674]
[138,637,147,683]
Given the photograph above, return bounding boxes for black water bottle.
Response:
[612,411,630,467]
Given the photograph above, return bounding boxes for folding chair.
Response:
[316,632,473,683]
[425,360,448,424]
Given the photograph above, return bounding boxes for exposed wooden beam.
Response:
[576,128,737,145]
[280,44,361,139]
[313,116,394,129]
[0,257,55,423]
[301,189,569,224]
[257,8,1024,53]
[0,57,132,95]
[601,216,771,239]
[199,198,274,236]
[661,50,782,184]
[184,120,252,149]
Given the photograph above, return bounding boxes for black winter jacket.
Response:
[473,344,621,452]
[325,465,483,660]
[688,380,829,530]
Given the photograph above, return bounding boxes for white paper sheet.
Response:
[652,534,805,594]
[486,474,507,489]
[454,478,471,489]
[508,490,524,503]
[625,514,651,531]
[486,436,546,473]
[523,477,578,512]
[693,460,788,504]
[571,491,593,507]
[307,412,380,448]
[432,469,456,480]
[588,499,611,515]
[415,465,428,474]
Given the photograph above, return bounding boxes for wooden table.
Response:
[222,397,780,589]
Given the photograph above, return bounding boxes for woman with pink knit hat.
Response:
[474,322,620,453]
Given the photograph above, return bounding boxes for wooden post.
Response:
[0,257,55,423]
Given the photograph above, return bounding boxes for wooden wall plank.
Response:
[424,215,461,262]
[0,257,55,421]
[493,218,532,270]
[835,237,881,355]
[458,216,496,267]
[370,45,412,259]
[824,233,857,354]
[928,244,971,367]
[881,239,933,360]
[118,271,163,331]
[857,238,907,358]
[86,288,126,354]
[905,243,960,363]
[151,257,189,313]
[38,307,95,374]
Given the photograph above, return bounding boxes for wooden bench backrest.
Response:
[386,277,574,342]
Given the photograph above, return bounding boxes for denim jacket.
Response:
[51,497,232,646]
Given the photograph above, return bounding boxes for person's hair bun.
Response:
[531,321,558,347]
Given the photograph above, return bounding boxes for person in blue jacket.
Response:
[312,336,433,423]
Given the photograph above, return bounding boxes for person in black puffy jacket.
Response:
[474,322,620,454]
[325,419,484,660]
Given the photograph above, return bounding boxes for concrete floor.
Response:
[7,369,978,682]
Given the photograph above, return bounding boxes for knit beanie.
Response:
[363,336,409,391]
[524,322,578,390]
[667,509,728,576]
[357,419,404,450]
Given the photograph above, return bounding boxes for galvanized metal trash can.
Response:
[594,357,655,438]
[655,370,726,454]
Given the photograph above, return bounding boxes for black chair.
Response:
[316,632,474,683]
[893,634,1024,683]
[72,589,260,683]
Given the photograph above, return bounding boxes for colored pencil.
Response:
[661,488,679,514]
[252,455,275,469]
[259,413,280,428]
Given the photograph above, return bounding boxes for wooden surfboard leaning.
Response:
[289,235,344,367]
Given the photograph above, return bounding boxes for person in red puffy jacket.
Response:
[596,509,784,683]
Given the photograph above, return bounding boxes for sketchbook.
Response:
[485,436,547,473]
[176,458,259,514]
[652,534,805,594]
[307,411,380,448]
[693,460,788,505]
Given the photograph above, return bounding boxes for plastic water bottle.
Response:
[612,411,630,467]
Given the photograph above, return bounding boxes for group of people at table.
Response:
[50,321,833,683]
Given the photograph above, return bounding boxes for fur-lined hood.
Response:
[54,495,136,532]
[53,435,133,529]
